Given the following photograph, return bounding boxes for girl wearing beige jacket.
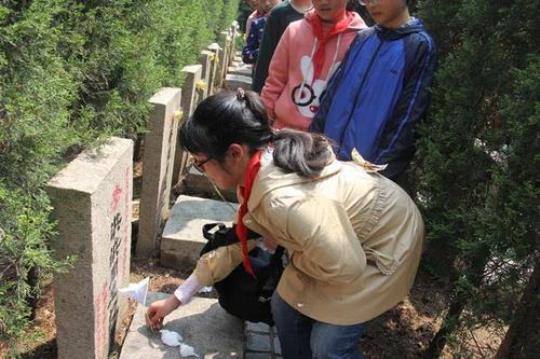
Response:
[147,90,424,359]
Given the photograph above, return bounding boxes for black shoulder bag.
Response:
[200,222,284,325]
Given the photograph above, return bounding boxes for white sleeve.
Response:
[173,273,205,304]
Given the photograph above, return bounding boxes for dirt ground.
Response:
[1,260,503,359]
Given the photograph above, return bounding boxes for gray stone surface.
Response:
[228,64,252,77]
[244,353,272,359]
[46,137,133,359]
[224,74,252,91]
[160,195,238,270]
[137,87,182,258]
[245,322,271,334]
[246,333,272,352]
[244,322,282,358]
[120,294,243,359]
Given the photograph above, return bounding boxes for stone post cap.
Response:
[46,137,133,194]
[182,64,203,74]
[208,43,222,51]
[148,87,182,106]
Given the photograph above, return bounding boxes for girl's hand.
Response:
[145,295,181,331]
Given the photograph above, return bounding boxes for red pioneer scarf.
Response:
[305,11,354,80]
[235,150,263,277]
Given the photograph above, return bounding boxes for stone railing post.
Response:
[136,88,182,258]
[207,43,222,95]
[46,137,133,359]
[172,65,202,188]
[198,50,213,99]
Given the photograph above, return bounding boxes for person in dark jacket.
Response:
[310,0,436,180]
[252,0,313,93]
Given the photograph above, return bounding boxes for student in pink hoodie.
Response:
[261,0,366,131]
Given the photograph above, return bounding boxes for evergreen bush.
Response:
[415,0,539,356]
[0,0,239,352]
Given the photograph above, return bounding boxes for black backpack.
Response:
[200,223,284,325]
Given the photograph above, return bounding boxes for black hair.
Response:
[179,90,334,178]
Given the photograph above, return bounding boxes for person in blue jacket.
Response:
[310,0,436,180]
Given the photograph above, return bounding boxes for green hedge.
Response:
[0,0,239,351]
[414,0,539,355]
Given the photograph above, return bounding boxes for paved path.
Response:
[120,292,282,358]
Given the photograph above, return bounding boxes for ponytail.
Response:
[272,130,334,178]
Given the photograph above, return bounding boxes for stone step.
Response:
[120,292,244,359]
[228,63,252,77]
[160,195,238,271]
[224,74,252,91]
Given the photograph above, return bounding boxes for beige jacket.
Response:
[193,154,424,325]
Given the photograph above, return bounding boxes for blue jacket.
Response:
[310,18,436,179]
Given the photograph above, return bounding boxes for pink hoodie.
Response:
[261,11,366,131]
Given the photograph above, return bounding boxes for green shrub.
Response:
[0,0,239,351]
[415,0,539,356]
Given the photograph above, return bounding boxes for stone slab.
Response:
[160,195,238,270]
[224,74,252,91]
[46,137,133,359]
[228,64,252,77]
[120,293,243,359]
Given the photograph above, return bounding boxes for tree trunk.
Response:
[495,260,540,359]
[423,298,467,358]
[424,253,490,358]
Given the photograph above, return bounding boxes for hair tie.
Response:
[236,87,246,101]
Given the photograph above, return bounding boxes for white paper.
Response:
[160,329,183,347]
[118,277,149,305]
[179,343,199,358]
[198,286,213,293]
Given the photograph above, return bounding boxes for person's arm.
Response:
[265,195,367,285]
[374,36,437,179]
[260,26,291,122]
[252,9,282,93]
[146,239,256,330]
[146,274,202,330]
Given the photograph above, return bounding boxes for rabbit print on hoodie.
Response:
[261,10,366,131]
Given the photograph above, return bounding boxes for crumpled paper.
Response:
[118,277,149,305]
[160,329,183,347]
[179,343,200,358]
[159,329,199,358]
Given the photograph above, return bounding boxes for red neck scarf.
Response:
[235,150,263,277]
[305,11,354,80]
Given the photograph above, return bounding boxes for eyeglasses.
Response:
[359,0,379,6]
[192,156,212,173]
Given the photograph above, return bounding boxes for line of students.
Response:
[252,0,436,181]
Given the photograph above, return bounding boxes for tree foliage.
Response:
[0,0,239,351]
[415,0,539,356]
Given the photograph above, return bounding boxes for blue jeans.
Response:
[271,291,365,359]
